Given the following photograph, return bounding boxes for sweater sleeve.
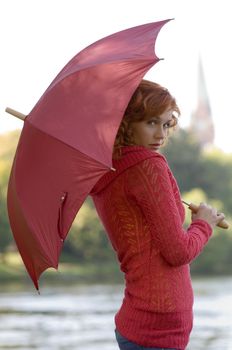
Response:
[127,156,213,266]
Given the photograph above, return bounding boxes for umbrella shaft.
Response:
[5,107,26,121]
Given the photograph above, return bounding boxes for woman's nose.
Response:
[155,125,166,139]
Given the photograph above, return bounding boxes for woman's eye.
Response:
[147,120,157,125]
[164,122,171,128]
[164,119,175,128]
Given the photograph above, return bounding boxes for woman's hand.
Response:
[191,202,225,229]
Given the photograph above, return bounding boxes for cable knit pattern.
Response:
[90,146,212,350]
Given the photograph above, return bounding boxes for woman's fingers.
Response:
[216,212,225,223]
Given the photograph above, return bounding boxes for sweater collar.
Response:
[90,146,166,195]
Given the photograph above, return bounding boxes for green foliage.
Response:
[200,151,232,214]
[163,129,232,275]
[182,187,232,274]
[163,129,205,192]
[63,198,117,263]
[0,131,20,254]
[0,128,232,277]
[190,230,232,275]
[163,128,232,215]
[0,188,13,254]
[0,130,20,159]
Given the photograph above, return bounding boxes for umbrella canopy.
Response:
[7,19,171,290]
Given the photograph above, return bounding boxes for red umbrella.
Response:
[7,19,171,291]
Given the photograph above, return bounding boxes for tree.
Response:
[162,129,205,192]
[63,197,116,263]
[199,150,232,214]
[163,128,232,215]
[190,230,232,275]
[0,130,20,255]
[0,188,13,255]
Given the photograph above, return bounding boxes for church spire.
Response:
[190,57,214,148]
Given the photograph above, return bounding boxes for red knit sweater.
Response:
[91,146,212,350]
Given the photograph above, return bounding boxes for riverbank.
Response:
[0,252,124,286]
[1,251,232,288]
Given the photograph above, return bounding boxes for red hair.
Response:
[113,79,180,157]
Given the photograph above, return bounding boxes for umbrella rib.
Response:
[39,57,157,97]
[25,119,114,170]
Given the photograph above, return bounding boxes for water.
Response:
[0,277,232,349]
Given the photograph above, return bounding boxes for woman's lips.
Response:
[149,143,161,149]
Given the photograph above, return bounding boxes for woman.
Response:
[90,80,224,350]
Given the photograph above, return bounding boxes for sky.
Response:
[1,0,232,153]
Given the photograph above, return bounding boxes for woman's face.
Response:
[130,109,174,152]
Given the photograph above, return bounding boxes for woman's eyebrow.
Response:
[149,117,173,123]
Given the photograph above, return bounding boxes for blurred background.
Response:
[1,0,232,349]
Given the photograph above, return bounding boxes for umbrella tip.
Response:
[34,280,40,294]
[110,167,116,171]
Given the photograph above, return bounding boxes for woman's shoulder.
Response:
[113,146,170,188]
[113,146,168,167]
[91,147,169,195]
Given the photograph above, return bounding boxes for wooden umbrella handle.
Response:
[182,200,229,229]
[5,107,27,121]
